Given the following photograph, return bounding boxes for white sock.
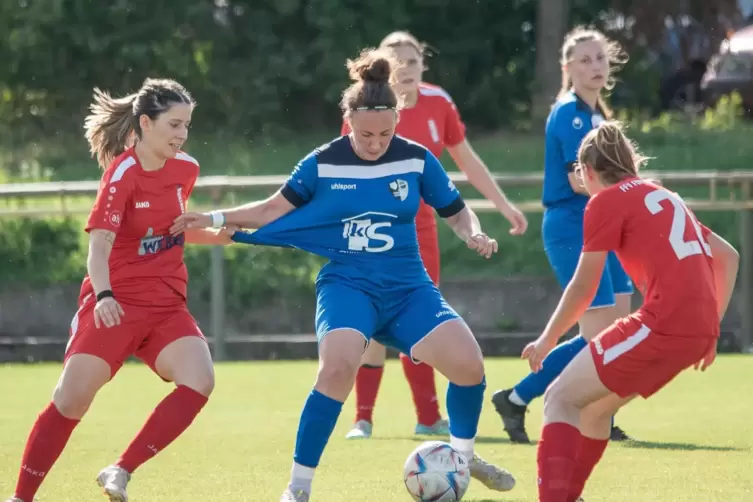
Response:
[450,435,475,460]
[508,390,526,407]
[289,462,315,494]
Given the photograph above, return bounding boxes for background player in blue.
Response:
[171,49,516,501]
[490,27,635,444]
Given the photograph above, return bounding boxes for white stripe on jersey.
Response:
[419,85,454,103]
[110,156,136,183]
[318,158,424,179]
[176,151,199,166]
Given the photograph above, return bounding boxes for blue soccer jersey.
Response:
[231,134,468,354]
[232,135,465,285]
[541,91,604,211]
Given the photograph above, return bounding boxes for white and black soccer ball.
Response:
[403,441,470,501]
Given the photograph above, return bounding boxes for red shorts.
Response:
[590,317,715,398]
[417,223,440,286]
[64,293,206,378]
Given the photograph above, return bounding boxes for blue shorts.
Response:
[315,280,461,359]
[545,242,633,309]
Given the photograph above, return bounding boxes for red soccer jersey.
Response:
[81,148,200,307]
[583,178,719,338]
[342,82,466,231]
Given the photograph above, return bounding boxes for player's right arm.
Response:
[551,105,590,195]
[85,163,132,328]
[170,151,318,233]
[706,231,739,321]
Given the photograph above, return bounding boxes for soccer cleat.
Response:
[5,498,25,502]
[96,465,131,502]
[491,389,531,444]
[345,419,373,440]
[414,418,450,436]
[469,453,516,492]
[610,425,633,442]
[280,488,310,502]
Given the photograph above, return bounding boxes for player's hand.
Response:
[216,225,241,245]
[502,203,528,236]
[93,297,125,329]
[170,212,213,236]
[521,334,558,373]
[466,233,498,259]
[694,342,717,372]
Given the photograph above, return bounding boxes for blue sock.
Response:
[514,335,588,404]
[446,377,486,457]
[293,390,343,469]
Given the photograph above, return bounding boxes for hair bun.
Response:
[347,49,393,85]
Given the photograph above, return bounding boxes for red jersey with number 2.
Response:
[81,147,200,307]
[342,82,466,231]
[583,178,719,338]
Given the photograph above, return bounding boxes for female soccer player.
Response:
[343,30,528,440]
[492,26,634,444]
[172,48,517,501]
[525,120,738,502]
[5,79,234,502]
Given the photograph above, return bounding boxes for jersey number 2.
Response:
[644,190,712,260]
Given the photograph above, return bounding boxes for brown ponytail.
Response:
[83,88,137,169]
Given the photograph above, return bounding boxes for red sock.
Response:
[537,422,581,502]
[15,402,80,501]
[568,435,608,501]
[400,353,441,426]
[354,364,384,423]
[117,385,208,473]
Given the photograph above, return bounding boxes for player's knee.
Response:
[52,383,95,419]
[316,359,359,393]
[448,353,485,386]
[179,371,215,397]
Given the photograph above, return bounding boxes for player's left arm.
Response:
[420,150,497,258]
[523,194,621,370]
[706,230,740,320]
[447,139,528,235]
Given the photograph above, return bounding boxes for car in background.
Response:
[701,24,753,115]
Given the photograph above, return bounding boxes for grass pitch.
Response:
[1,356,751,501]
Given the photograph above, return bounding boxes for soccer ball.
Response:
[403,441,471,501]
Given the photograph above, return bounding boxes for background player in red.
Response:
[5,79,235,502]
[522,121,740,502]
[343,30,529,440]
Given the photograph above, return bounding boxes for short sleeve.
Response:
[85,157,136,233]
[341,121,351,136]
[583,192,623,252]
[281,152,319,207]
[420,150,465,217]
[553,105,589,170]
[443,97,466,147]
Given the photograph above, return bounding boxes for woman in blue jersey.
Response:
[491,27,635,444]
[171,48,516,501]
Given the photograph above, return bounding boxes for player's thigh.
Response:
[543,346,612,424]
[361,339,388,366]
[316,281,378,369]
[143,308,214,396]
[65,295,149,378]
[383,285,483,386]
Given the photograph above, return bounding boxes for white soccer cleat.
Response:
[96,465,131,502]
[5,498,25,502]
[280,488,310,501]
[345,419,373,439]
[469,453,516,492]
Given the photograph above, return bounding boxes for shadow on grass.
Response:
[622,440,747,452]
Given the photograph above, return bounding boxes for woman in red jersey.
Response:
[5,79,235,502]
[342,31,529,440]
[523,121,739,502]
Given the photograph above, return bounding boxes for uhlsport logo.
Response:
[331,182,357,191]
[341,212,396,253]
[389,179,409,201]
[138,227,185,256]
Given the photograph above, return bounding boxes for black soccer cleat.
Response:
[491,388,531,444]
[609,425,633,442]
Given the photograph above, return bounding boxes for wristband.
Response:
[96,290,114,302]
[209,211,226,228]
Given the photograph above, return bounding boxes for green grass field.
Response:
[1,356,751,501]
